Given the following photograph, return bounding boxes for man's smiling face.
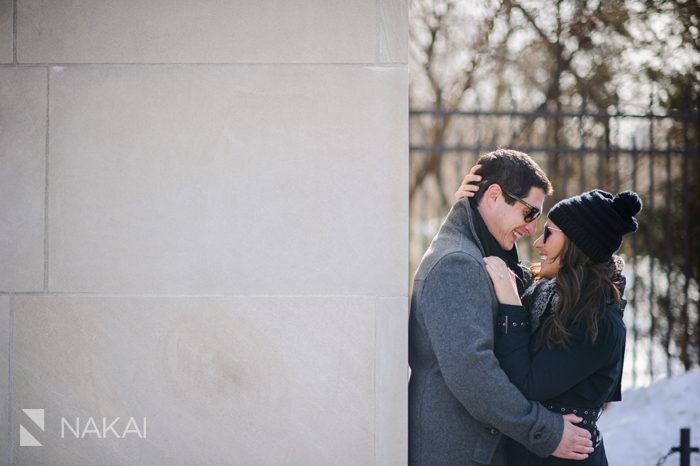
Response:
[489,186,545,251]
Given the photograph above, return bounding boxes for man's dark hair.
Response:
[471,148,553,205]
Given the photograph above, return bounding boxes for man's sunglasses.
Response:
[503,191,541,223]
[543,224,563,243]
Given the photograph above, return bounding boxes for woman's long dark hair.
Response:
[535,238,622,350]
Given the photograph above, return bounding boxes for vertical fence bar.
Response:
[664,131,675,378]
[646,138,657,382]
[596,132,607,189]
[671,428,699,466]
[451,113,461,198]
[553,98,561,199]
[680,103,692,370]
[605,101,620,193]
[613,150,620,193]
[695,114,700,368]
[573,99,586,198]
[509,91,518,147]
[475,99,482,159]
[579,136,586,195]
[631,133,640,386]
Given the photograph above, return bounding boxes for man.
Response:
[408,149,593,465]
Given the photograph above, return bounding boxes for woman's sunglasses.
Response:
[543,224,563,243]
[503,191,541,223]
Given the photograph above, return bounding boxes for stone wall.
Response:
[0,1,407,464]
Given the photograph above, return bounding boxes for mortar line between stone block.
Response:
[43,67,50,292]
[8,294,14,466]
[2,62,406,69]
[0,291,408,299]
[375,0,381,63]
[12,0,17,64]
[373,297,378,465]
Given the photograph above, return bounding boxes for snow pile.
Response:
[598,369,700,465]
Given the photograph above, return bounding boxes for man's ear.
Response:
[483,183,502,207]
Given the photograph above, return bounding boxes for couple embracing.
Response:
[409,149,642,465]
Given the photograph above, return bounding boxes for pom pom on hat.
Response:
[548,189,643,263]
[613,191,643,223]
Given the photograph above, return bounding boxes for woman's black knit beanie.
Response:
[548,189,643,263]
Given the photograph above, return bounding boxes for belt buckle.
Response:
[593,429,601,448]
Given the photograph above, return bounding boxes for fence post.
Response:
[671,428,699,466]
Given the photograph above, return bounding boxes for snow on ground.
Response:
[598,368,700,466]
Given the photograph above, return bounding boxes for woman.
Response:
[458,180,642,465]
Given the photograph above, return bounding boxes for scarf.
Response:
[521,255,627,333]
[469,199,529,296]
[522,279,558,333]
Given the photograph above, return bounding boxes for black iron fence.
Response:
[409,105,700,387]
[654,428,699,466]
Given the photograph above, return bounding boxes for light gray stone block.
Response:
[375,297,408,466]
[0,0,11,63]
[17,0,376,64]
[0,296,9,466]
[0,67,46,292]
[13,295,376,465]
[48,66,407,295]
[378,0,408,63]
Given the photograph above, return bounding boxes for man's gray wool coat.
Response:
[408,198,564,465]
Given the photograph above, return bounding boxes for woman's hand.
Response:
[454,164,482,201]
[483,256,522,306]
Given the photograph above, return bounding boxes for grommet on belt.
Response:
[545,403,602,443]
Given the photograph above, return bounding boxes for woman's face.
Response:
[534,219,567,279]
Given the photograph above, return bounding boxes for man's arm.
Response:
[419,252,563,457]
